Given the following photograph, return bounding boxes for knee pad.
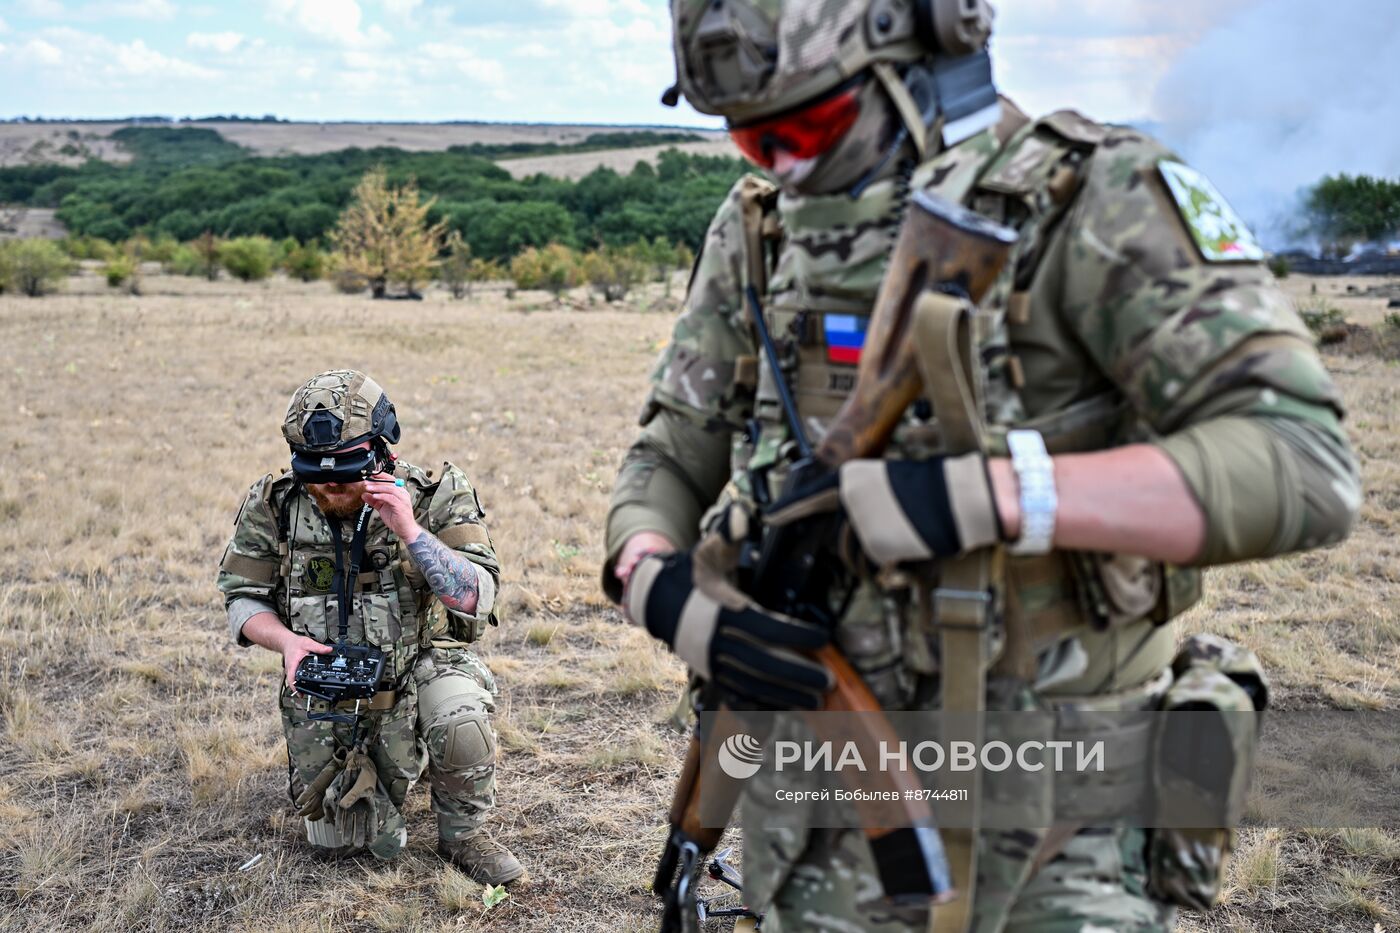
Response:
[441,709,494,770]
[304,816,357,853]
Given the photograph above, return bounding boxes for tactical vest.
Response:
[728,107,1202,702]
[263,463,457,686]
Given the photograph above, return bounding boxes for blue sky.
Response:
[0,0,1247,126]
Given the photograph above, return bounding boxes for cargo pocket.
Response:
[1148,634,1268,911]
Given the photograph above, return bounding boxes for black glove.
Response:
[765,455,1002,565]
[625,549,833,709]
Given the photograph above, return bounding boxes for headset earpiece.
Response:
[915,0,994,57]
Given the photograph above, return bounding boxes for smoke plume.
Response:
[1151,0,1400,248]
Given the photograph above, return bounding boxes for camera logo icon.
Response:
[717,733,764,780]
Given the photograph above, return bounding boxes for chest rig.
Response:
[265,465,450,686]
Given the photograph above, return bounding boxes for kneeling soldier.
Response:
[217,369,524,884]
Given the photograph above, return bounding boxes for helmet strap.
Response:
[871,62,930,163]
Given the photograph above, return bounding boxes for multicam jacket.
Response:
[605,99,1359,693]
[217,459,500,683]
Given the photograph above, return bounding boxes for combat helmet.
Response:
[282,370,400,482]
[668,0,995,124]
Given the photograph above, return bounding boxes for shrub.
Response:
[440,230,472,299]
[510,243,579,302]
[581,246,647,303]
[0,239,72,296]
[327,254,368,295]
[192,232,221,281]
[140,235,179,264]
[104,254,136,287]
[1267,255,1290,279]
[219,236,276,282]
[163,244,204,277]
[1298,299,1347,344]
[282,242,325,282]
[58,235,118,262]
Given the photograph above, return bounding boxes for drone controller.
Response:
[294,643,385,708]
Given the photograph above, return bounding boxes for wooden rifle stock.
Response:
[655,193,1018,929]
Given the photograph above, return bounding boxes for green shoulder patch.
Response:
[1158,160,1265,263]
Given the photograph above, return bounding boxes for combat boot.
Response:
[437,830,526,885]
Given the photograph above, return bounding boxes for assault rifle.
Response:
[653,191,1019,931]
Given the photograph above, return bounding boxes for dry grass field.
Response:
[498,139,739,181]
[0,120,727,168]
[0,269,1396,933]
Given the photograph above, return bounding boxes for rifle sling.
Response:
[913,291,995,933]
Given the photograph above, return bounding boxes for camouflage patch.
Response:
[304,556,335,593]
[1158,160,1265,263]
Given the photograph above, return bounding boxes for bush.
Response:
[327,255,368,295]
[139,235,179,264]
[0,239,72,296]
[163,243,204,276]
[439,230,472,299]
[104,254,136,287]
[510,243,579,302]
[192,232,222,281]
[1267,255,1290,279]
[282,242,325,282]
[581,246,647,303]
[219,235,275,282]
[59,235,118,262]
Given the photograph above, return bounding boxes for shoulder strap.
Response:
[735,174,781,298]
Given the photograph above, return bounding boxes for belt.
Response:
[300,688,398,715]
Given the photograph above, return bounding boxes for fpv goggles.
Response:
[290,443,387,485]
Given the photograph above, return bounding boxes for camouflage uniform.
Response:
[605,98,1359,930]
[219,459,502,859]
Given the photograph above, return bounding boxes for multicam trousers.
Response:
[281,645,498,857]
[762,826,1175,933]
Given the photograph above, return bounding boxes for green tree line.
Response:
[0,127,745,261]
[1303,173,1400,251]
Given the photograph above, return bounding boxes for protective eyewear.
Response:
[728,80,864,170]
[290,446,382,485]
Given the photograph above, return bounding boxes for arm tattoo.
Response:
[405,531,480,614]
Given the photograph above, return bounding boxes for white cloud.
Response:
[0,15,9,33]
[19,0,66,17]
[187,31,245,53]
[266,0,392,48]
[23,28,218,81]
[380,0,421,17]
[19,37,64,66]
[97,0,177,19]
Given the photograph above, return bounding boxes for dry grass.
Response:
[0,271,1396,932]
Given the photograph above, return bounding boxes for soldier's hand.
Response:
[614,531,677,590]
[361,472,418,540]
[284,635,334,693]
[625,550,832,709]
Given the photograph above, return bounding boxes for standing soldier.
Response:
[604,2,1359,930]
[218,370,524,885]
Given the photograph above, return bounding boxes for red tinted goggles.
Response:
[728,81,863,169]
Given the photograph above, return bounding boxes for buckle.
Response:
[932,587,993,630]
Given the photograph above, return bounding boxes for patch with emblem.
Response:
[824,314,868,365]
[1158,160,1265,262]
[304,557,336,593]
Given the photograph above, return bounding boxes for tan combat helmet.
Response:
[283,369,401,453]
[669,0,995,125]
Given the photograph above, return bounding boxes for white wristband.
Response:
[1006,429,1057,556]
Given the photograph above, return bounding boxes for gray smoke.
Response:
[1151,0,1400,248]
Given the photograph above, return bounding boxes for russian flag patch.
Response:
[825,314,867,366]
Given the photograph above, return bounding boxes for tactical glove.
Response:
[323,747,383,851]
[625,517,832,710]
[766,455,1002,566]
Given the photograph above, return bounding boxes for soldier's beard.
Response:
[307,483,366,520]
